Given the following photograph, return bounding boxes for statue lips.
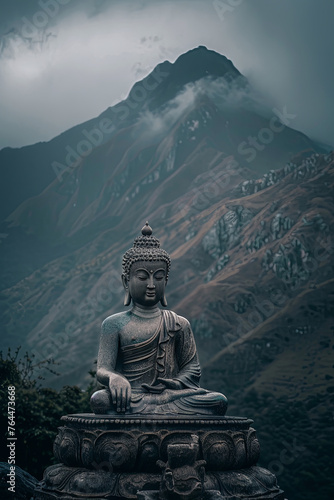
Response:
[91,224,228,418]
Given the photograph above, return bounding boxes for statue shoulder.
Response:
[101,311,131,334]
[164,310,191,331]
[176,314,191,330]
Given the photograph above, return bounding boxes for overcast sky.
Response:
[0,0,333,150]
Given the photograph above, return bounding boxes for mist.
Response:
[0,0,333,150]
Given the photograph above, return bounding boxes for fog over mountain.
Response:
[0,0,333,149]
[0,46,320,222]
[0,42,333,500]
[0,4,333,496]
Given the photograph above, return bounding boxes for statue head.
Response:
[122,222,171,307]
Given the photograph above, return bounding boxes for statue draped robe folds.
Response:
[36,224,285,500]
[91,310,228,416]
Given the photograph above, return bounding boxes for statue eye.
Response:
[136,272,148,280]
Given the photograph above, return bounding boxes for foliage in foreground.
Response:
[0,348,96,479]
[1,347,334,500]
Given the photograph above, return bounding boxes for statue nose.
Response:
[147,277,155,288]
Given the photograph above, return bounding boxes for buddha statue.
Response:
[90,222,228,416]
[35,222,284,500]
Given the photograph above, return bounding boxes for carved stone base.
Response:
[52,414,260,472]
[34,465,283,500]
[34,414,285,500]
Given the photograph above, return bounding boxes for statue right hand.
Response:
[109,374,131,413]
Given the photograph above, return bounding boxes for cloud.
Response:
[0,0,333,150]
[137,82,198,135]
[136,73,270,138]
[0,1,211,149]
[217,0,334,146]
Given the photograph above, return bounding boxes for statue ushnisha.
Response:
[90,222,228,416]
[35,222,284,500]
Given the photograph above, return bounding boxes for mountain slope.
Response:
[0,46,235,221]
[0,46,319,224]
[0,46,333,500]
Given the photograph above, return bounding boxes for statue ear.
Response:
[121,273,128,289]
[122,274,131,306]
[160,277,168,307]
[160,294,167,307]
[124,290,131,306]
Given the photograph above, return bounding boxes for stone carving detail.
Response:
[202,431,236,470]
[81,433,95,468]
[205,466,284,499]
[157,438,206,500]
[51,416,260,472]
[35,462,284,500]
[34,415,284,500]
[94,431,138,471]
[137,433,161,472]
[53,426,80,466]
[247,427,261,465]
[34,222,284,499]
[39,463,119,498]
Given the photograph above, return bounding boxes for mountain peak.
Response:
[138,46,244,111]
[174,46,241,79]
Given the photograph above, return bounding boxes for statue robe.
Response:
[120,310,201,390]
[118,310,227,416]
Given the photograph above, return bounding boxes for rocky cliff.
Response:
[0,46,333,500]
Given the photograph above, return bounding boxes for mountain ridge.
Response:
[0,47,333,499]
[1,45,321,223]
[0,46,242,221]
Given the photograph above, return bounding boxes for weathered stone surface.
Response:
[90,223,228,417]
[52,414,259,472]
[34,222,286,499]
[34,414,284,500]
[35,463,284,500]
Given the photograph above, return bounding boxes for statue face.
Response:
[127,260,167,307]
